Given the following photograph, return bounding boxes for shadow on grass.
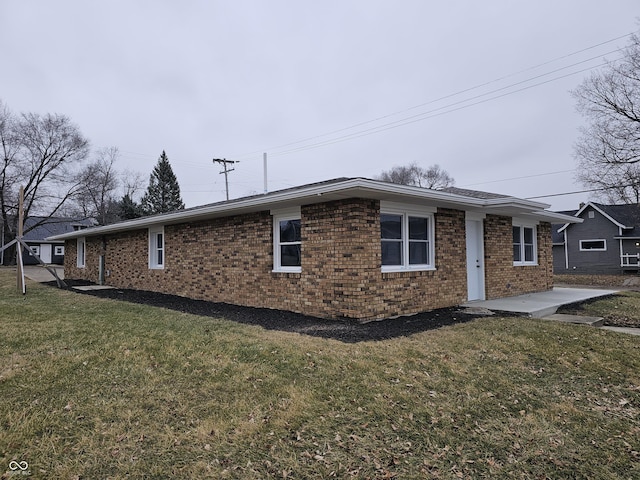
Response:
[45,280,481,343]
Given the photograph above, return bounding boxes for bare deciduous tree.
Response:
[573,31,640,203]
[121,168,146,200]
[377,162,455,189]
[1,100,90,263]
[71,148,147,224]
[73,147,121,225]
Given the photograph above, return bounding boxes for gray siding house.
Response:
[553,202,640,275]
[22,217,94,265]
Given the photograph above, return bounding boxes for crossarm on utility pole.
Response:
[212,158,239,201]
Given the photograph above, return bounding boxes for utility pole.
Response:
[212,158,239,201]
[16,186,25,294]
[263,152,268,194]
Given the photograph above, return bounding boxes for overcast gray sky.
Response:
[2,1,638,211]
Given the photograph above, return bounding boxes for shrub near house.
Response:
[48,178,578,321]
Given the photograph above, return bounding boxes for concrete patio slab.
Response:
[461,287,618,318]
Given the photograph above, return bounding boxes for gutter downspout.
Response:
[564,230,569,270]
[619,226,624,268]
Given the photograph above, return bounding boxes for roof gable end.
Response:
[557,202,628,233]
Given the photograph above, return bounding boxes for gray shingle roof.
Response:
[439,186,509,200]
[22,217,94,242]
[594,203,640,229]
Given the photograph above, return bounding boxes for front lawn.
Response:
[1,269,639,478]
[558,290,640,328]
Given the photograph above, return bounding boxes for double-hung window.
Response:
[77,237,86,268]
[272,208,302,272]
[149,226,164,269]
[513,223,537,265]
[381,203,435,271]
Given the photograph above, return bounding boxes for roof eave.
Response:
[520,211,584,224]
[46,178,567,240]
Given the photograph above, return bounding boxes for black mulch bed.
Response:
[44,279,487,343]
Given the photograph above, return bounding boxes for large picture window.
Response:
[513,224,537,265]
[381,206,434,271]
[273,210,301,272]
[149,226,164,269]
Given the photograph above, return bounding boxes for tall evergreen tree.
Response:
[141,151,185,215]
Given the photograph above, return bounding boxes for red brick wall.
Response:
[64,201,552,321]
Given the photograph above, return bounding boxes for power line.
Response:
[460,169,575,188]
[231,32,632,161]
[526,184,635,200]
[268,59,618,158]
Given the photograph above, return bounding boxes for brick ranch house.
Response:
[48,178,579,321]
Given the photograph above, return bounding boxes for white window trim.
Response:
[77,237,86,268]
[579,239,607,251]
[30,245,40,256]
[513,223,538,266]
[149,226,165,270]
[54,245,65,256]
[380,204,436,273]
[272,207,302,273]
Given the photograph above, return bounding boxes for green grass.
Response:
[1,269,639,479]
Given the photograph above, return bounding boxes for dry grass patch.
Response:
[559,290,640,327]
[1,268,639,478]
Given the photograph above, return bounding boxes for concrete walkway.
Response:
[601,326,640,336]
[461,287,618,318]
[23,265,65,282]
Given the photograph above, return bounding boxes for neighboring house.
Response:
[48,178,578,321]
[553,202,640,275]
[22,217,94,265]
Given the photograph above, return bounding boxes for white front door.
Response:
[40,244,52,264]
[465,219,485,301]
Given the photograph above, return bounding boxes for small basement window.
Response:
[580,239,606,251]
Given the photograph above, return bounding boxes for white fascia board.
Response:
[482,197,551,210]
[519,211,584,224]
[46,179,483,241]
[46,178,563,241]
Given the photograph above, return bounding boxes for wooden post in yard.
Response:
[16,186,25,294]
